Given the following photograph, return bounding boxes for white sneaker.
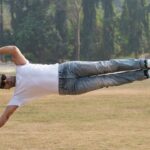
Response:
[146,60,150,68]
[147,70,150,78]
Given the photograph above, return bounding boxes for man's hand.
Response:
[0,105,18,128]
[0,46,28,65]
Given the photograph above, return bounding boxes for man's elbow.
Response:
[11,46,20,54]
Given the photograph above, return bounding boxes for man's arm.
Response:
[0,105,18,128]
[0,46,28,65]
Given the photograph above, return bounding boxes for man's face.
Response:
[1,75,16,89]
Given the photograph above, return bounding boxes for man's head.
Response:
[0,74,16,89]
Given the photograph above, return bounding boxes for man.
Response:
[0,45,150,128]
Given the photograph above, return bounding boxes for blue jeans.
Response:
[59,59,148,95]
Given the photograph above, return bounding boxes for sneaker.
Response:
[146,60,150,68]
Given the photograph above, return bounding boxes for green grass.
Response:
[0,80,150,150]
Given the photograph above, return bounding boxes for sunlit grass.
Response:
[0,63,16,75]
[0,80,150,150]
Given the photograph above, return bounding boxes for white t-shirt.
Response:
[8,62,59,106]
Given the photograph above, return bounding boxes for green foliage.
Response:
[120,0,150,57]
[6,0,72,63]
[54,0,69,61]
[101,0,115,59]
[81,0,99,60]
[1,0,150,62]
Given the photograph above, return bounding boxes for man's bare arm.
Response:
[0,46,28,65]
[0,105,18,128]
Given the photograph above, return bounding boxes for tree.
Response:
[101,0,115,59]
[54,0,69,61]
[7,0,58,63]
[81,0,99,60]
[0,0,4,61]
[142,0,150,52]
[0,0,4,45]
[68,0,82,60]
[120,0,150,57]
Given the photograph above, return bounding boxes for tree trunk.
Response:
[75,11,80,60]
[0,0,3,42]
[0,0,4,61]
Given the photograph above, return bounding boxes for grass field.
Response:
[0,70,150,149]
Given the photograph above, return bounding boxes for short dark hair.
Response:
[0,74,6,89]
